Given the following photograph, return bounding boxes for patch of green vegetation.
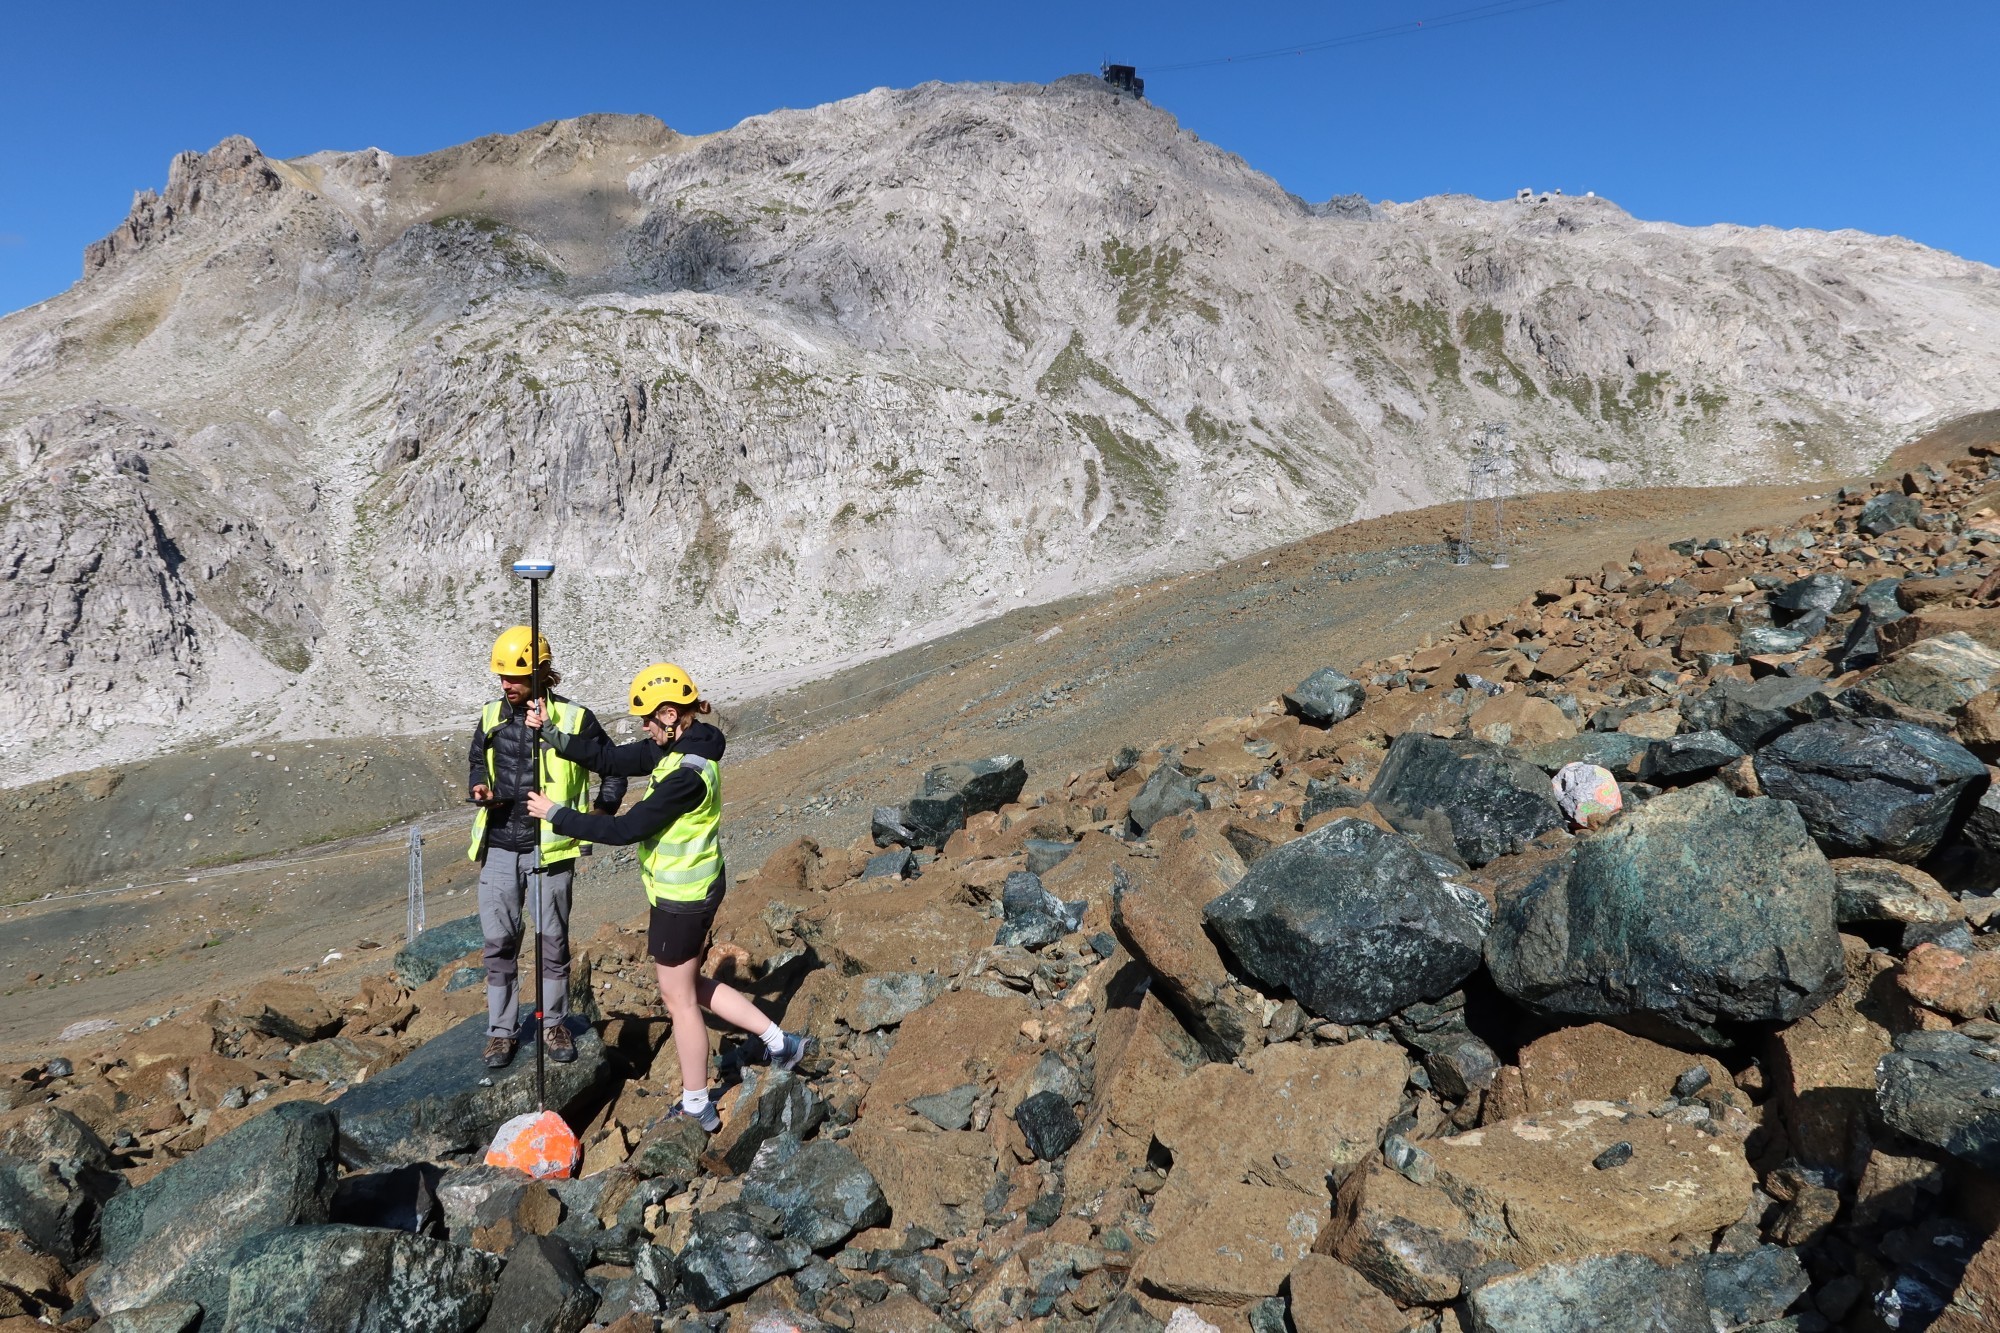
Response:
[1070,413,1171,519]
[748,364,812,394]
[1082,457,1101,513]
[1099,238,1216,326]
[998,297,1030,347]
[1035,332,1166,422]
[781,171,808,184]
[93,301,167,352]
[734,481,758,503]
[1550,375,1596,418]
[691,207,746,238]
[1457,296,1541,397]
[873,457,925,490]
[441,213,508,235]
[940,217,960,262]
[1460,306,1506,358]
[832,501,859,525]
[972,407,1005,425]
[1597,377,1640,428]
[1185,407,1231,447]
[1385,298,1460,385]
[434,213,561,280]
[1691,385,1728,417]
[1254,441,1311,491]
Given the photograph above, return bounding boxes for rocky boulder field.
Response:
[8,455,2000,1331]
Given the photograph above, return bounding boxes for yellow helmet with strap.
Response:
[630,662,699,715]
[490,626,551,676]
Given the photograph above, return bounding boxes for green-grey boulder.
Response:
[0,1107,122,1264]
[1485,782,1843,1047]
[1203,816,1489,1023]
[90,1101,340,1320]
[1367,732,1564,867]
[393,915,485,988]
[1875,1031,2000,1171]
[740,1133,888,1251]
[1753,718,1987,863]
[677,1203,811,1311]
[217,1224,499,1332]
[332,1015,611,1169]
[478,1233,597,1333]
[1466,1252,1707,1332]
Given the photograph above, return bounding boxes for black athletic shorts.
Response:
[647,887,723,966]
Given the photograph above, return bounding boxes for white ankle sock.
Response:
[759,1021,786,1055]
[682,1087,711,1114]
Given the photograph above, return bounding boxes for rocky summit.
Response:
[4,438,2000,1330]
[5,78,2000,779]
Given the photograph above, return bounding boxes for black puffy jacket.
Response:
[467,695,627,853]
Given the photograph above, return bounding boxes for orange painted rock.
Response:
[484,1110,580,1179]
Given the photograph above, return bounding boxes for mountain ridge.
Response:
[2,76,1997,780]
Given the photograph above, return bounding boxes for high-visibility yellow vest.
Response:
[636,749,722,904]
[467,698,591,865]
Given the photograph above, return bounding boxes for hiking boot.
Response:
[482,1036,517,1069]
[543,1024,576,1064]
[663,1101,721,1133]
[770,1031,811,1073]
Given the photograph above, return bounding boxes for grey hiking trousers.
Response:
[478,848,573,1038]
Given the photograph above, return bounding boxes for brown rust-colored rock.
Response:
[1961,689,2000,753]
[1131,1178,1323,1308]
[1879,606,2000,656]
[845,1126,997,1240]
[1490,1023,1729,1120]
[1328,1104,1753,1303]
[1933,1228,2000,1333]
[235,981,340,1045]
[861,989,1035,1117]
[1107,812,1262,1060]
[1896,942,2000,1021]
[1676,623,1737,659]
[796,877,992,976]
[753,836,825,894]
[1765,936,1898,1173]
[1466,693,1576,748]
[1284,1252,1410,1333]
[1151,1040,1407,1197]
[1064,992,1205,1205]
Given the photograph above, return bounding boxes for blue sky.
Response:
[2,1,1995,316]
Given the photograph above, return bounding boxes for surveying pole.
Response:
[512,558,556,1111]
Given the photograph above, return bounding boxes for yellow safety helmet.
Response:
[630,662,699,716]
[490,626,551,677]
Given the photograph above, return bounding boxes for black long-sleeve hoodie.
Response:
[542,721,727,905]
[467,695,626,853]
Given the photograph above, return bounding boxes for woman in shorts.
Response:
[527,662,805,1130]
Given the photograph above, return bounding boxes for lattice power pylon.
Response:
[1456,423,1516,569]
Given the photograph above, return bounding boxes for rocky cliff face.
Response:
[3,77,1998,778]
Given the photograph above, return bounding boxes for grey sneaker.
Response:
[665,1101,721,1133]
[770,1031,810,1073]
